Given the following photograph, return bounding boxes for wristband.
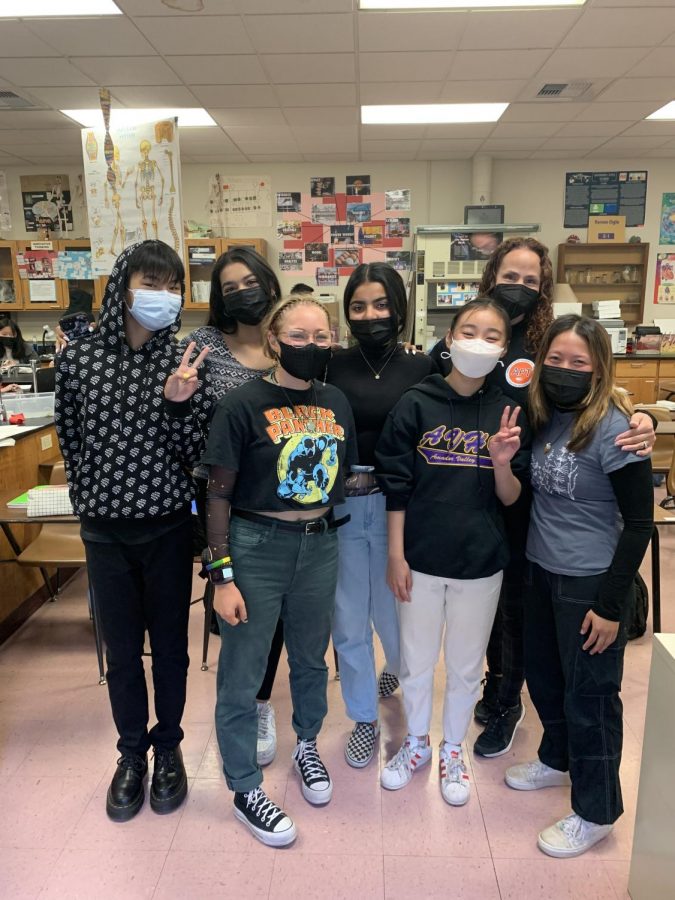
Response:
[205,555,232,571]
[210,567,234,586]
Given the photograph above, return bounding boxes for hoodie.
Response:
[55,243,211,529]
[375,374,530,580]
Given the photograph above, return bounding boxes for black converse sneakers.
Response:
[293,738,332,805]
[345,722,379,768]
[233,787,297,847]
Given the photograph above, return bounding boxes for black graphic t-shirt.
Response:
[201,378,358,511]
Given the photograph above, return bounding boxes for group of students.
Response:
[54,235,655,858]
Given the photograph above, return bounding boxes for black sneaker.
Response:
[473,672,502,725]
[233,787,297,847]
[378,670,399,699]
[106,753,148,823]
[474,701,526,758]
[345,722,379,769]
[293,738,332,805]
[150,746,188,814]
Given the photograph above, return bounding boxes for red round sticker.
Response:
[505,357,534,388]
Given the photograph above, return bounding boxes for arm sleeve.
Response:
[596,460,654,621]
[206,466,237,559]
[54,349,81,500]
[374,399,418,511]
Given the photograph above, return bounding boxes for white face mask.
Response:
[448,338,505,379]
[127,289,181,331]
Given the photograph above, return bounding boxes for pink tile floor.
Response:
[1,535,672,899]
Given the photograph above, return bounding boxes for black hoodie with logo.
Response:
[55,244,211,531]
[375,374,530,580]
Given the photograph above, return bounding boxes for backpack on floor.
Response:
[626,573,649,641]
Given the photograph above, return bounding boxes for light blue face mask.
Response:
[127,289,181,331]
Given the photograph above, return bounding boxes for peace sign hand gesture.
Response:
[489,405,522,468]
[164,341,209,403]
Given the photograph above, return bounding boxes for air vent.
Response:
[0,91,37,110]
[535,81,594,101]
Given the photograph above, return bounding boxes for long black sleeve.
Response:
[596,460,654,621]
[206,465,237,559]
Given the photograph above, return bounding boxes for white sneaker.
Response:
[439,745,470,806]
[505,760,571,791]
[538,813,613,858]
[381,736,432,791]
[256,701,276,767]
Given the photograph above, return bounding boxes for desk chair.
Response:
[634,405,674,475]
[658,380,675,402]
[35,367,55,393]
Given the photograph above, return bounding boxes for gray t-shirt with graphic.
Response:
[527,405,642,576]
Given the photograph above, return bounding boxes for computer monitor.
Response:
[464,204,505,226]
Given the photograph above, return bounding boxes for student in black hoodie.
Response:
[376,298,529,807]
[55,241,210,823]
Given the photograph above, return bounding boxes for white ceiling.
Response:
[0,0,674,163]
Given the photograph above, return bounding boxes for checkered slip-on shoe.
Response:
[378,670,399,699]
[345,722,379,769]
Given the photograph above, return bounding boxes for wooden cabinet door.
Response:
[0,241,21,311]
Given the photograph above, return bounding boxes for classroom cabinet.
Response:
[184,237,267,311]
[0,241,21,311]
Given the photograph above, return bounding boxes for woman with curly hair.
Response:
[430,236,655,759]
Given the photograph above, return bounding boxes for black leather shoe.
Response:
[150,746,188,814]
[106,754,148,822]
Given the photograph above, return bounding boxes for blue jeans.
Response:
[215,516,338,793]
[332,493,400,723]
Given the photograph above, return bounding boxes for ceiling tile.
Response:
[640,148,675,158]
[26,86,117,108]
[358,11,466,52]
[534,47,648,80]
[133,16,253,55]
[184,154,249,163]
[419,139,484,153]
[424,123,495,139]
[484,150,532,159]
[0,110,76,129]
[417,150,474,160]
[594,135,671,152]
[118,0,238,13]
[244,14,353,53]
[554,121,634,138]
[302,153,359,162]
[210,108,287,127]
[284,107,357,125]
[0,58,93,87]
[459,8,581,51]
[167,55,267,86]
[247,154,304,162]
[360,82,443,105]
[537,136,608,151]
[291,125,358,152]
[0,128,80,145]
[480,137,548,152]
[439,80,526,103]
[0,21,59,58]
[621,121,675,137]
[628,47,675,77]
[178,127,240,150]
[574,101,662,121]
[225,125,296,142]
[593,0,674,5]
[361,152,418,161]
[191,85,279,107]
[362,140,421,153]
[276,83,356,106]
[240,0,352,12]
[598,78,675,104]
[360,124,428,140]
[489,121,562,138]
[359,52,452,84]
[104,86,198,106]
[0,144,82,158]
[501,102,590,123]
[449,50,552,82]
[72,56,181,87]
[562,7,675,48]
[27,18,155,56]
[263,53,355,84]
[529,150,591,159]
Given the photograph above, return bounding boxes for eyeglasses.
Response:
[278,330,332,348]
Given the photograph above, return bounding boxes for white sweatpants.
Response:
[399,569,503,745]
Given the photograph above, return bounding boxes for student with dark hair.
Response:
[289,283,314,295]
[326,263,436,768]
[0,315,37,367]
[55,240,210,823]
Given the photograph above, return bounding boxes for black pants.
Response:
[84,519,193,757]
[524,562,626,826]
[195,476,284,701]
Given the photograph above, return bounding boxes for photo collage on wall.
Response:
[276,177,413,285]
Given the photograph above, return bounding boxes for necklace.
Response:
[359,344,398,380]
[269,369,320,432]
[543,415,570,455]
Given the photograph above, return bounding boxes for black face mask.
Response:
[221,286,270,326]
[277,340,332,383]
[540,364,593,409]
[491,283,540,321]
[348,316,397,352]
[0,336,16,350]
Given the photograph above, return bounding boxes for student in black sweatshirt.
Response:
[55,241,210,823]
[375,298,529,807]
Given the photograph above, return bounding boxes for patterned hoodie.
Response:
[55,243,210,525]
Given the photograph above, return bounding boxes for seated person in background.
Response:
[0,316,37,370]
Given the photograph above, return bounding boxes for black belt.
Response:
[232,508,350,535]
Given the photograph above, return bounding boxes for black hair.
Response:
[207,246,280,334]
[124,240,185,291]
[342,262,409,336]
[290,282,314,295]
[0,314,30,361]
[451,296,512,344]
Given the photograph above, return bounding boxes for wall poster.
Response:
[564,170,647,228]
[0,171,11,231]
[654,253,675,305]
[659,193,675,245]
[20,174,72,234]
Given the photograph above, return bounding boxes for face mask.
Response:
[222,286,270,326]
[277,340,332,383]
[349,316,397,352]
[127,289,181,331]
[491,283,540,321]
[449,338,504,379]
[540,364,592,409]
[0,336,16,350]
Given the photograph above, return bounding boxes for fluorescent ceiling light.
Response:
[359,1,586,8]
[3,0,122,15]
[647,101,675,120]
[362,103,508,124]
[61,108,216,128]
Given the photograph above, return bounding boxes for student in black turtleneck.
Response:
[326,263,437,770]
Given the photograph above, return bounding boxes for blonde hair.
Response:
[529,315,633,452]
[261,295,330,360]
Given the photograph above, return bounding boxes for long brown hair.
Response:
[529,315,633,452]
[478,236,554,354]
